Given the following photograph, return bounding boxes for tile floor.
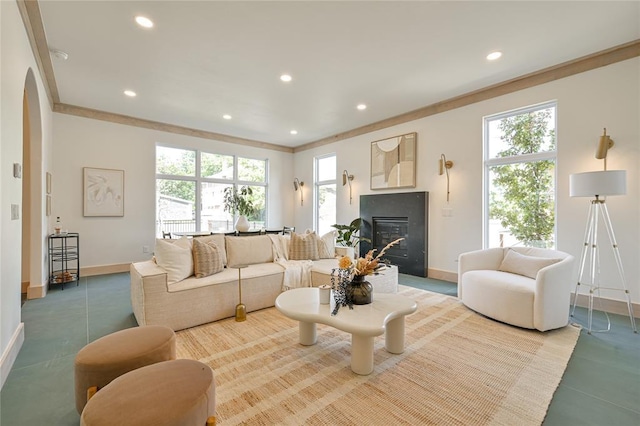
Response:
[1,273,638,425]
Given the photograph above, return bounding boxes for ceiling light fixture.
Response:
[223,114,232,120]
[49,49,69,61]
[486,51,502,61]
[280,74,292,82]
[290,130,298,135]
[124,90,137,97]
[357,104,367,110]
[135,16,154,28]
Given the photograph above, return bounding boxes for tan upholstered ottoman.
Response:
[74,325,176,413]
[80,359,216,426]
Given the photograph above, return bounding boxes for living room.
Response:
[1,0,639,424]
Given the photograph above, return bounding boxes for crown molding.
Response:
[53,103,294,153]
[17,0,60,108]
[19,1,638,154]
[293,39,640,153]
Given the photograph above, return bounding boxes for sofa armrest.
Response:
[130,260,168,326]
[457,248,505,298]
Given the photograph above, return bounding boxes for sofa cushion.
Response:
[169,263,284,292]
[289,232,319,260]
[154,237,193,285]
[498,249,561,279]
[192,239,224,278]
[198,234,227,266]
[225,235,274,267]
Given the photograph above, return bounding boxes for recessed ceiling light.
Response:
[290,130,298,135]
[357,104,367,110]
[124,90,137,97]
[280,74,292,82]
[223,114,232,120]
[486,51,502,61]
[135,16,154,28]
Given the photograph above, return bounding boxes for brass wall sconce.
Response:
[293,178,304,206]
[342,170,354,204]
[595,128,614,170]
[439,154,454,202]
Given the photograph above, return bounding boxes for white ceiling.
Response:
[38,1,640,148]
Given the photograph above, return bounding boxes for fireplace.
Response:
[360,192,428,277]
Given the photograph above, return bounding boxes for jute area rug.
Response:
[176,286,580,425]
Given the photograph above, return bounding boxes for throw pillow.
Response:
[154,237,194,285]
[192,239,224,278]
[198,234,227,266]
[498,249,561,279]
[289,232,319,260]
[318,230,336,259]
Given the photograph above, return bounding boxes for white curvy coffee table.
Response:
[275,287,417,375]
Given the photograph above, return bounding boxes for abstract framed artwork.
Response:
[83,167,124,217]
[370,132,417,190]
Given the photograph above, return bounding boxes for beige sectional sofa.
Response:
[130,233,339,331]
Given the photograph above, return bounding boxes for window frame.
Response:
[482,101,558,249]
[314,153,337,235]
[156,145,268,235]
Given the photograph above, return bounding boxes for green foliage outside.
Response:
[490,109,556,248]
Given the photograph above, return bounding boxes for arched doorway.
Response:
[22,69,44,300]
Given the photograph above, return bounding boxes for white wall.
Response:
[51,114,294,269]
[293,58,640,304]
[1,0,54,386]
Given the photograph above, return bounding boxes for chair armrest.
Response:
[533,254,576,331]
[457,248,505,298]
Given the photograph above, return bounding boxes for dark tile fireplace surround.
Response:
[359,192,428,277]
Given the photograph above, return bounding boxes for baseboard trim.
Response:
[81,263,130,277]
[21,281,29,294]
[572,293,640,320]
[427,268,457,283]
[1,323,25,390]
[27,284,46,299]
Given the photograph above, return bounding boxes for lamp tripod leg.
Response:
[600,204,637,333]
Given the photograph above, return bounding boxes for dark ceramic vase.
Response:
[349,275,373,305]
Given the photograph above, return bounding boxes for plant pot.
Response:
[349,275,373,305]
[235,215,250,232]
[335,246,355,259]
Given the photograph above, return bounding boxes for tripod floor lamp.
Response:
[569,169,637,334]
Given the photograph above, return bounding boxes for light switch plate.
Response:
[13,163,22,178]
[11,204,20,220]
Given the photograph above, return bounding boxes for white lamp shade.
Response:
[569,170,626,197]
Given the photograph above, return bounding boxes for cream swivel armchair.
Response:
[458,247,575,332]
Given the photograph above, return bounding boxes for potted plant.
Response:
[223,186,258,232]
[331,218,371,258]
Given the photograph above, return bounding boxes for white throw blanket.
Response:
[268,234,314,290]
[276,259,314,291]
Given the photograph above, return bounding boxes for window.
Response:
[315,154,336,236]
[484,102,557,249]
[156,146,267,236]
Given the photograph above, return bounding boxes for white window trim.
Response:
[156,145,268,232]
[482,101,558,248]
[314,153,336,233]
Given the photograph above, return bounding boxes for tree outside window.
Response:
[485,103,557,248]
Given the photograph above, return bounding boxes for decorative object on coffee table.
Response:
[235,265,248,322]
[331,238,403,314]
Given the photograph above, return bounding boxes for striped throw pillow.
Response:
[289,232,319,260]
[192,239,224,278]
